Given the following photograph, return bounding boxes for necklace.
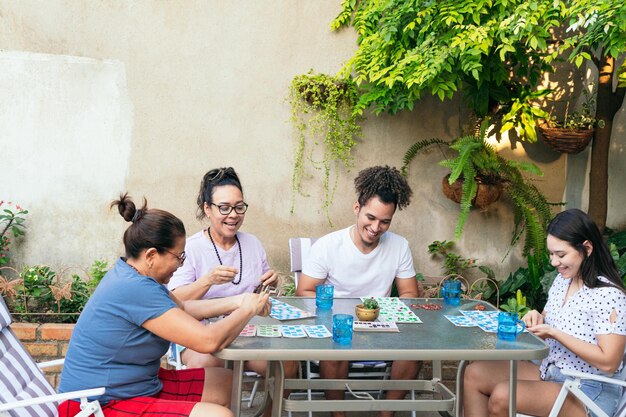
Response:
[207,227,242,285]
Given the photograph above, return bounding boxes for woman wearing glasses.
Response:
[58,194,270,417]
[168,167,299,377]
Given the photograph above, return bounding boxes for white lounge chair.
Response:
[0,296,105,417]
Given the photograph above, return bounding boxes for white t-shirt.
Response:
[302,226,416,297]
[541,274,626,378]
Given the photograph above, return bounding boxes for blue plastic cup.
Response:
[497,312,526,340]
[442,280,461,306]
[315,284,334,310]
[332,314,353,345]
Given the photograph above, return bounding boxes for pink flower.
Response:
[8,202,12,205]
[0,254,5,258]
[16,205,22,210]
[0,201,3,206]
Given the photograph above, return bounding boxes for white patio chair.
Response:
[0,296,105,417]
[457,352,626,417]
[546,349,626,417]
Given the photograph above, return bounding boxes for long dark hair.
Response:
[111,193,186,259]
[196,167,243,220]
[547,209,624,293]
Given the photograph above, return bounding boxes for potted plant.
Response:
[538,86,605,154]
[402,122,555,257]
[355,297,379,321]
[500,289,530,319]
[288,71,362,224]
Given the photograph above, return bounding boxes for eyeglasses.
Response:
[211,203,248,215]
[163,249,186,266]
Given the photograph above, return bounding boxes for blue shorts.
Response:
[543,364,623,417]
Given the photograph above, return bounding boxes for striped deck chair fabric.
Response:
[0,296,57,417]
[0,296,104,417]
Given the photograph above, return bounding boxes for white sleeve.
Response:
[395,240,416,279]
[302,239,329,280]
[167,255,198,290]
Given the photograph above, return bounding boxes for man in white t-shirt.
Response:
[296,165,422,417]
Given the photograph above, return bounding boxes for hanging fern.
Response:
[442,137,482,183]
[456,163,478,239]
[401,138,450,176]
[503,169,556,257]
[402,121,557,257]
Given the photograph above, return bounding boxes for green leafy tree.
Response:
[332,0,559,141]
[557,1,626,230]
[333,0,626,231]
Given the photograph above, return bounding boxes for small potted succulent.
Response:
[355,297,380,321]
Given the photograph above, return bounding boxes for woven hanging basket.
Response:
[441,174,503,209]
[538,124,594,154]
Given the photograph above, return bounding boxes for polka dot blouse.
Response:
[540,274,626,379]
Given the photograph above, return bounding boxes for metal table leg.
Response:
[509,360,517,417]
[229,360,245,417]
[455,360,469,417]
[270,361,285,417]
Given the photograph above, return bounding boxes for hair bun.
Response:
[131,209,143,223]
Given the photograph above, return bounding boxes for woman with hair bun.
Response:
[57,193,270,417]
[464,209,626,417]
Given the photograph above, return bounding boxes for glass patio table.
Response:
[214,297,548,417]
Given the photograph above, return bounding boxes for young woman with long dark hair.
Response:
[464,209,626,417]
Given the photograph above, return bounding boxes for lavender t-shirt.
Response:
[168,230,270,298]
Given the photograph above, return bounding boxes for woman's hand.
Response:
[527,324,554,339]
[522,309,544,328]
[259,269,278,286]
[200,265,239,286]
[258,296,272,317]
[240,292,271,316]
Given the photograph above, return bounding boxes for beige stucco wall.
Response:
[0,1,621,284]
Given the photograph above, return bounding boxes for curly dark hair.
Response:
[354,165,412,210]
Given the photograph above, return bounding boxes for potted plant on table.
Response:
[355,297,379,321]
[402,122,555,257]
